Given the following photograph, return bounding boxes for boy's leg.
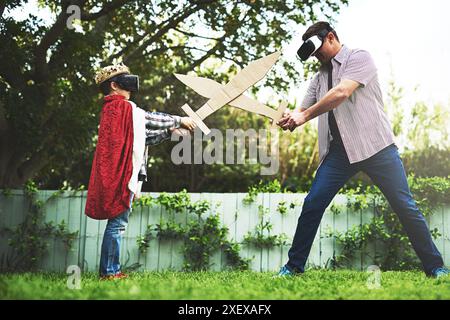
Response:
[286,144,358,273]
[361,144,444,274]
[99,209,131,276]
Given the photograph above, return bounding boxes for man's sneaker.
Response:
[431,267,450,279]
[275,265,296,277]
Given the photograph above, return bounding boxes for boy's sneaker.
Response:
[431,267,450,279]
[275,265,296,278]
[100,274,115,281]
[114,272,128,279]
[100,272,128,280]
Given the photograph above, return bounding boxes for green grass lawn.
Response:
[1,270,449,300]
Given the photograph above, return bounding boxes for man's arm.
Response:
[281,78,359,130]
[303,78,359,121]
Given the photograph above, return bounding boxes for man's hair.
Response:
[302,21,339,42]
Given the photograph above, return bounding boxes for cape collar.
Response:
[104,94,127,102]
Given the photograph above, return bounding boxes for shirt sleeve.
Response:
[145,111,181,129]
[301,73,320,109]
[145,128,171,146]
[341,49,377,87]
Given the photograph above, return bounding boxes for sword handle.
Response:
[271,100,288,129]
[181,104,211,135]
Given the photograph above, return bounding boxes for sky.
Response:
[8,0,450,107]
[284,0,450,107]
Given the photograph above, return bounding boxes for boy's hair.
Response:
[99,80,116,95]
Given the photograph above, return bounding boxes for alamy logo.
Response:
[170,128,280,175]
[66,265,81,290]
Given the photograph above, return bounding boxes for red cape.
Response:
[85,95,134,220]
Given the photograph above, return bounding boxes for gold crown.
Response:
[94,64,130,84]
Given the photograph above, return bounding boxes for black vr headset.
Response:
[110,73,140,92]
[297,25,334,61]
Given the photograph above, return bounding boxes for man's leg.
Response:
[361,144,444,275]
[286,144,358,273]
[99,209,130,276]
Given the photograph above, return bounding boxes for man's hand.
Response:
[277,109,293,130]
[180,117,196,132]
[285,110,308,131]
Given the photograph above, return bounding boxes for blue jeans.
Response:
[99,194,133,276]
[286,143,444,275]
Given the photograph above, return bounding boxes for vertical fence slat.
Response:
[280,193,305,269]
[78,192,87,271]
[429,206,445,265]
[67,193,82,270]
[144,192,160,271]
[320,198,336,269]
[221,193,238,270]
[249,193,263,271]
[360,204,375,270]
[443,206,450,266]
[208,193,223,271]
[40,190,57,271]
[266,193,283,272]
[157,196,174,271]
[235,193,252,269]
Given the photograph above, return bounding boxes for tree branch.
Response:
[139,34,227,97]
[17,148,49,183]
[174,27,223,41]
[123,0,215,63]
[81,0,131,21]
[33,2,75,83]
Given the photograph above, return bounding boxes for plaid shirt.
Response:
[145,111,181,145]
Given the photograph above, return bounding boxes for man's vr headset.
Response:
[110,73,139,92]
[297,26,334,61]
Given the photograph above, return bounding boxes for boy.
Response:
[85,64,195,279]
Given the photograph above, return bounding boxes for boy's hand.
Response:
[170,128,191,137]
[180,117,196,131]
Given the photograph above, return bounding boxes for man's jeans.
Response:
[99,195,133,276]
[286,143,444,275]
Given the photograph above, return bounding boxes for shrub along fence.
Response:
[1,188,449,273]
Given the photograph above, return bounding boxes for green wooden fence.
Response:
[1,190,449,272]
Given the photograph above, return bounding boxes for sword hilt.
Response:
[181,104,211,136]
[271,100,288,129]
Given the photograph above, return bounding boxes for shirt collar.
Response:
[333,44,349,64]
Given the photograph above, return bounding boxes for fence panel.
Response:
[1,190,449,272]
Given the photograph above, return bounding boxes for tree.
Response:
[0,0,347,189]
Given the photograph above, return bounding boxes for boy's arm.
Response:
[145,111,181,129]
[145,128,171,146]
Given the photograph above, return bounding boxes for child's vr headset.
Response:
[297,26,334,61]
[110,73,140,92]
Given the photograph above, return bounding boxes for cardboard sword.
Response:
[175,51,288,135]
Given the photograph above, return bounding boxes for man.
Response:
[277,21,448,278]
[85,64,195,279]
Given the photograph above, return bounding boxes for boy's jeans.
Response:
[286,143,444,275]
[99,194,133,276]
